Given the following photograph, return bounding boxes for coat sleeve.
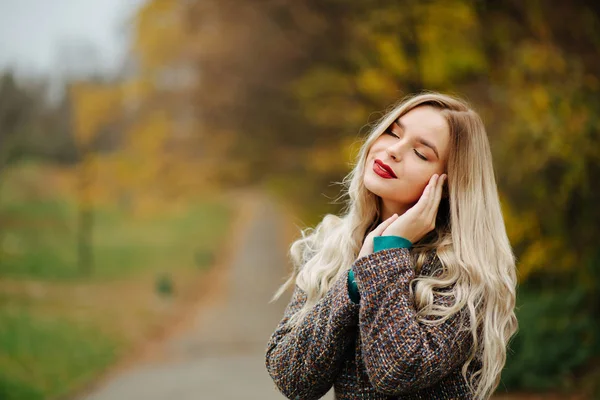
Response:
[352,247,473,395]
[265,272,360,400]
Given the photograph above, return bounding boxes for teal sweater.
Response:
[347,236,412,303]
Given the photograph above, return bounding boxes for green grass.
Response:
[0,162,236,399]
[0,160,234,280]
[0,198,232,280]
[0,308,119,400]
[91,201,232,279]
[0,197,75,279]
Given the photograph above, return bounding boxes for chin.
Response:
[363,176,382,196]
[364,179,394,200]
[364,177,415,205]
[364,169,393,190]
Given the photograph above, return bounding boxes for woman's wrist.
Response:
[349,236,411,304]
[347,269,360,304]
[373,235,412,252]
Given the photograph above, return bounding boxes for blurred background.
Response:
[1,0,599,399]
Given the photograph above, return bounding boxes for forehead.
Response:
[398,105,449,140]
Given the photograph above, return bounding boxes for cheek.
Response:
[367,141,385,158]
[404,162,430,185]
[401,163,434,197]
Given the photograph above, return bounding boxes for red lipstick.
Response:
[373,159,397,179]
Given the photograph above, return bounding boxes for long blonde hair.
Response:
[271,92,518,399]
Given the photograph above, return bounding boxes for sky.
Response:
[0,0,146,78]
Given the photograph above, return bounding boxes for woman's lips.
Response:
[373,160,397,179]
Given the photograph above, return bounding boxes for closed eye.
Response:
[414,150,427,161]
[384,129,428,161]
[384,128,399,138]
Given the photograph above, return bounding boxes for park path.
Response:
[81,190,327,399]
[77,190,562,400]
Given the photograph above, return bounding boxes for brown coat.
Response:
[265,247,477,399]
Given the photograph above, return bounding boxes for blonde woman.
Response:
[265,92,518,399]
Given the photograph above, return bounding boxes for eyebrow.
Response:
[394,118,440,159]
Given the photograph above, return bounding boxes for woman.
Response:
[265,92,518,399]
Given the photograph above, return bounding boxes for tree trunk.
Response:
[76,154,94,275]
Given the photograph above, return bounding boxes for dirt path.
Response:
[81,190,298,399]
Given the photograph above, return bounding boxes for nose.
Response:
[386,139,405,162]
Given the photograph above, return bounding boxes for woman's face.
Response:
[364,105,450,214]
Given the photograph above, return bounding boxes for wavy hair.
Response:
[271,92,518,399]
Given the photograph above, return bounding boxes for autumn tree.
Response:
[68,81,123,274]
[176,0,600,391]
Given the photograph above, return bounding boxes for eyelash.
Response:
[383,129,428,161]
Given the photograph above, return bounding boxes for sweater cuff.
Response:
[347,269,360,304]
[373,235,412,252]
[352,248,414,297]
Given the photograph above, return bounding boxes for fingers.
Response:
[413,174,436,214]
[426,175,438,209]
[372,213,398,236]
[426,174,446,222]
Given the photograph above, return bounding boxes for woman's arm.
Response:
[265,273,359,400]
[348,235,413,303]
[352,247,473,395]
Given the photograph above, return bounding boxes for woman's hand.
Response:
[357,213,399,259]
[381,173,447,243]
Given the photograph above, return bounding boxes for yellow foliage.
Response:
[69,83,123,147]
[531,86,550,113]
[375,36,410,78]
[517,237,576,281]
[501,198,539,245]
[124,111,169,155]
[356,68,398,100]
[133,0,186,72]
[291,67,368,129]
[417,0,487,87]
[500,197,579,280]
[517,42,567,75]
[306,144,347,174]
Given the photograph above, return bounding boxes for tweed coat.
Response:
[265,247,477,399]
